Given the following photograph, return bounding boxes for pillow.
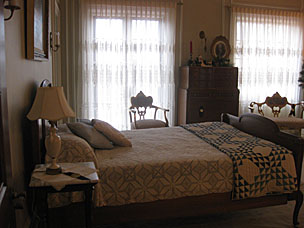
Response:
[55,132,96,162]
[77,118,92,125]
[57,123,72,133]
[92,119,132,147]
[67,122,113,149]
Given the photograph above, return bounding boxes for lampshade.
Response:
[27,87,75,121]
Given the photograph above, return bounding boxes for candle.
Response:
[190,41,192,54]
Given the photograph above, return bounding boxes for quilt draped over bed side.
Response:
[182,122,298,200]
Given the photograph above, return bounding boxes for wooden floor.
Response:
[48,199,304,228]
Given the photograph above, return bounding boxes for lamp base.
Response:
[46,166,62,175]
[45,123,62,175]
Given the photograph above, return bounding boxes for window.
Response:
[231,7,304,115]
[79,0,177,130]
[93,17,165,129]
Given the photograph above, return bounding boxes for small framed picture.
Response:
[210,36,231,59]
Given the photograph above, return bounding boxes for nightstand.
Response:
[29,162,99,228]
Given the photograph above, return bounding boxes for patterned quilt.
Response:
[182,122,298,200]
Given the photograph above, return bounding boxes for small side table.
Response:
[29,162,99,228]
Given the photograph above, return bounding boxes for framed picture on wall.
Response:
[25,0,49,61]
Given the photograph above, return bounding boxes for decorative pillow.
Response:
[67,122,113,149]
[57,123,72,133]
[55,132,96,162]
[77,118,92,125]
[92,119,132,147]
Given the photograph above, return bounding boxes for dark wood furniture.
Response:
[178,66,239,125]
[129,91,169,129]
[29,162,98,228]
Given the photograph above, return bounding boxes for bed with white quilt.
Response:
[27,109,304,226]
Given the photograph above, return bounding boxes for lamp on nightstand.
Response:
[27,87,75,175]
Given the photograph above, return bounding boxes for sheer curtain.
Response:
[230,7,304,115]
[76,0,177,130]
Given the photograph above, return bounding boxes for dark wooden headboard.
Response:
[24,79,51,185]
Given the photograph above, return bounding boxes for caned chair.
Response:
[248,92,304,135]
[129,91,169,129]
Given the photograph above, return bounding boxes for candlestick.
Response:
[188,40,193,66]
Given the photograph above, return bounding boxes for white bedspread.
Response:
[95,126,233,206]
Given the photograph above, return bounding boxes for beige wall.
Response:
[182,0,223,65]
[4,3,52,227]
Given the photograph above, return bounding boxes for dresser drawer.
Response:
[189,67,211,89]
[212,67,238,89]
[188,89,239,99]
[186,96,239,123]
[188,67,238,89]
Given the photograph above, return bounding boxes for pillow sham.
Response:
[56,132,96,162]
[92,119,132,147]
[67,122,113,149]
[57,123,72,133]
[77,118,92,125]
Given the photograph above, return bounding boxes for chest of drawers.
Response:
[178,66,239,124]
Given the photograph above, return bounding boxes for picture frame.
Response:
[210,36,231,59]
[25,0,49,61]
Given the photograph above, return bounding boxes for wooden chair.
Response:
[248,92,304,135]
[129,91,169,129]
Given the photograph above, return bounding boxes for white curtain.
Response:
[76,0,177,130]
[230,7,304,115]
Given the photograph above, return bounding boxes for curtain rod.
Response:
[227,0,303,12]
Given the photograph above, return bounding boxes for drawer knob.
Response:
[199,106,204,117]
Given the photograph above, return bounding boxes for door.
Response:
[0,0,15,227]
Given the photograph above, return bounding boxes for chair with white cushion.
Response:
[248,92,304,135]
[129,91,169,129]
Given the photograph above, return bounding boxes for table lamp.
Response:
[27,86,75,175]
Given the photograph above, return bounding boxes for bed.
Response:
[24,82,304,226]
